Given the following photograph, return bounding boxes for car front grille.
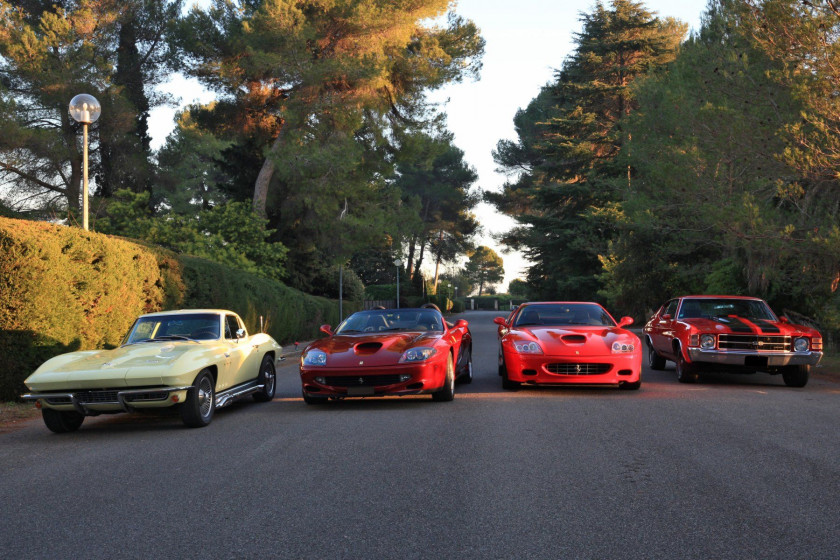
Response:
[717,335,790,352]
[75,390,120,403]
[545,363,612,375]
[324,375,404,387]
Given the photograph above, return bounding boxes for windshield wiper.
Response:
[151,335,197,342]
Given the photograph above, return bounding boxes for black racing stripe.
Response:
[750,319,781,334]
[717,316,753,333]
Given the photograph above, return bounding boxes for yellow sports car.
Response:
[22,309,283,432]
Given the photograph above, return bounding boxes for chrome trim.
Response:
[688,348,822,367]
[214,380,262,408]
[21,386,194,414]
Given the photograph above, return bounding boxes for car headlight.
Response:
[700,334,715,350]
[513,341,543,354]
[793,337,809,352]
[611,341,635,354]
[400,347,437,362]
[302,350,327,366]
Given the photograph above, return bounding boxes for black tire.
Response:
[41,409,84,433]
[432,354,456,402]
[619,380,641,391]
[458,349,473,384]
[647,340,667,371]
[499,353,520,391]
[675,351,699,384]
[302,390,329,405]
[253,355,277,402]
[782,364,809,388]
[180,369,215,428]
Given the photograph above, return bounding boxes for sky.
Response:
[149,0,709,291]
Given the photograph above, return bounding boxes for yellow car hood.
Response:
[26,342,196,390]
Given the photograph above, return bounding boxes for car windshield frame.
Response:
[677,298,777,321]
[335,309,445,334]
[512,303,616,328]
[122,313,222,345]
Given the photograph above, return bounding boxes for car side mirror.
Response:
[661,314,672,321]
[236,328,247,339]
[320,324,334,336]
[780,316,790,323]
[493,317,507,326]
[454,319,468,329]
[618,316,634,328]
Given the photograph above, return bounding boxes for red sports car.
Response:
[644,295,822,387]
[299,307,472,403]
[494,302,641,390]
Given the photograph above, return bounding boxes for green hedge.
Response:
[0,217,354,401]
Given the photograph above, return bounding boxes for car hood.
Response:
[678,316,811,336]
[514,326,638,355]
[25,341,198,390]
[310,332,441,367]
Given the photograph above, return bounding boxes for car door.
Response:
[651,299,680,357]
[223,314,259,387]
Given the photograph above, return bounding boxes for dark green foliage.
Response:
[0,217,352,400]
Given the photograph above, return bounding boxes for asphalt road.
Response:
[2,310,839,559]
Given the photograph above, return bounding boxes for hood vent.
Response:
[354,342,383,355]
[561,335,586,344]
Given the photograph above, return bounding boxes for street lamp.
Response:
[394,258,403,309]
[69,94,101,231]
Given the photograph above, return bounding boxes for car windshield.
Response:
[335,309,444,334]
[513,303,615,327]
[123,313,221,345]
[677,298,777,321]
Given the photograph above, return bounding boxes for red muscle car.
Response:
[494,302,641,390]
[644,295,822,387]
[299,307,472,403]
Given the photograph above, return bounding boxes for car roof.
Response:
[139,309,235,318]
[519,301,605,307]
[678,295,764,301]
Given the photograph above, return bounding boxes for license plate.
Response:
[346,386,375,396]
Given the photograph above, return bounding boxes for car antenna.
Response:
[260,315,264,333]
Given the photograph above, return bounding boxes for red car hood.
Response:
[311,332,442,367]
[678,316,811,336]
[515,325,638,355]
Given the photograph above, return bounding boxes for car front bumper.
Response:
[687,348,822,367]
[504,351,642,386]
[20,386,194,415]
[300,359,447,398]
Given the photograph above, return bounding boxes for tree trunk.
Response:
[406,233,417,279]
[253,127,285,217]
[433,230,443,293]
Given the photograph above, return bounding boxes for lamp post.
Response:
[68,94,101,231]
[394,258,403,309]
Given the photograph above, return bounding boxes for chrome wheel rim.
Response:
[197,376,213,418]
[264,364,275,395]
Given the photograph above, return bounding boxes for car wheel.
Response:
[647,340,666,370]
[432,353,455,402]
[41,409,84,433]
[253,355,277,402]
[459,350,473,384]
[619,380,641,391]
[499,353,520,391]
[675,351,699,384]
[302,390,329,405]
[782,364,809,388]
[180,369,215,428]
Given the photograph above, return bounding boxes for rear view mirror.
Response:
[493,317,507,326]
[454,319,468,329]
[617,316,634,328]
[320,324,334,336]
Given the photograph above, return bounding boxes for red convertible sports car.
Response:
[299,307,472,403]
[494,302,641,390]
[644,295,822,387]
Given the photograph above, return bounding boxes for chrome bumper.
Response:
[687,348,822,367]
[21,386,193,415]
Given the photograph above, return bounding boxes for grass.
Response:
[0,401,39,433]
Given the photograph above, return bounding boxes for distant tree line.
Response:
[0,0,486,298]
[488,0,840,333]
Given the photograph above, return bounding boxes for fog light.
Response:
[171,394,180,403]
[315,377,326,384]
[35,400,42,409]
[399,374,411,382]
